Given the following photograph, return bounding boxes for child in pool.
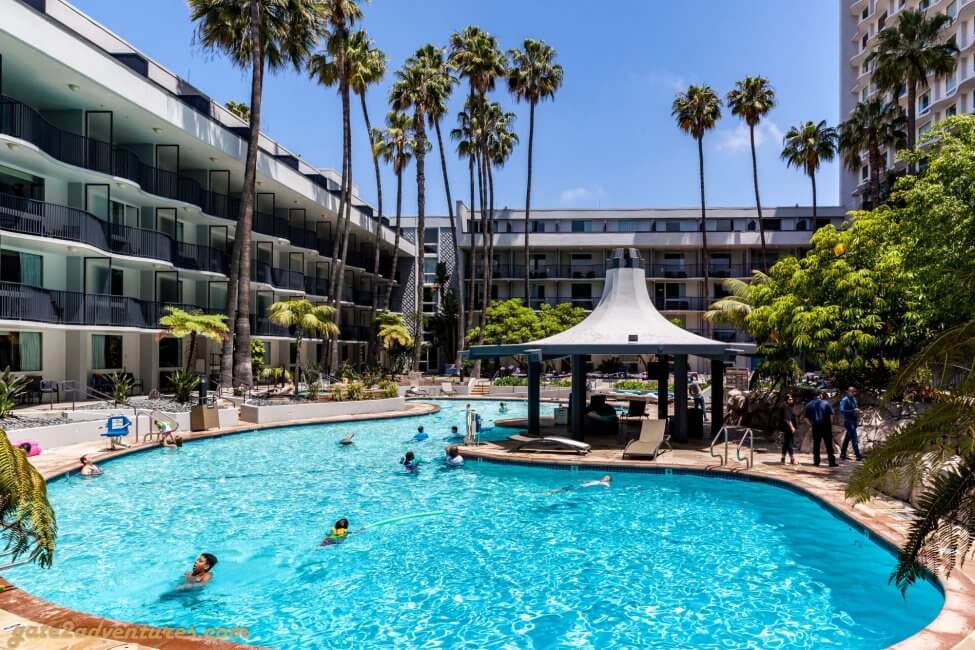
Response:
[498,402,508,414]
[320,518,350,546]
[413,426,429,442]
[400,451,420,472]
[183,553,217,587]
[444,444,464,467]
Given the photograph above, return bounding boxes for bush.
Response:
[379,379,399,398]
[0,368,27,418]
[346,381,365,401]
[545,378,572,388]
[597,357,623,374]
[494,376,528,386]
[613,379,657,392]
[169,369,200,404]
[336,362,359,382]
[108,371,134,404]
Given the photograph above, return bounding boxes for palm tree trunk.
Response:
[697,135,710,335]
[362,93,384,368]
[220,249,238,387]
[330,83,353,373]
[231,0,263,388]
[906,81,917,154]
[465,155,476,332]
[293,332,303,394]
[185,332,198,372]
[869,138,882,207]
[383,169,403,312]
[811,170,818,221]
[475,149,488,319]
[523,101,536,302]
[749,123,767,273]
[487,155,496,316]
[413,117,427,372]
[433,118,466,373]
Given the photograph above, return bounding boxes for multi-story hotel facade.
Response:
[403,203,847,373]
[840,0,975,207]
[0,0,414,393]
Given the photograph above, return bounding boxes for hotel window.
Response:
[159,338,181,370]
[919,0,930,10]
[0,332,42,372]
[423,258,438,284]
[618,219,643,233]
[919,121,933,138]
[947,71,957,95]
[0,165,43,199]
[707,219,733,232]
[861,6,868,20]
[529,221,546,233]
[0,250,43,287]
[948,1,957,19]
[947,104,958,117]
[861,166,869,181]
[763,218,782,232]
[92,334,123,370]
[664,221,681,233]
[919,92,931,113]
[423,228,438,255]
[877,11,887,30]
[571,220,592,233]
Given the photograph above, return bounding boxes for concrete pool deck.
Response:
[2,397,974,649]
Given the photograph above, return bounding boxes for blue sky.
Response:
[71,0,840,214]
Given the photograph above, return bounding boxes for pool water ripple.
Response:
[7,400,942,649]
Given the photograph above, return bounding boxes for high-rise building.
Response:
[839,0,973,207]
[0,0,413,393]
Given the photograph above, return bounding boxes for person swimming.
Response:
[79,455,103,477]
[498,402,508,414]
[340,432,355,446]
[444,445,464,467]
[446,425,461,440]
[320,518,350,546]
[162,432,183,448]
[581,475,612,488]
[414,426,429,442]
[400,451,420,473]
[183,553,217,587]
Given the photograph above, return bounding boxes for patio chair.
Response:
[405,385,428,397]
[622,419,670,460]
[101,415,132,450]
[440,382,456,397]
[510,434,591,455]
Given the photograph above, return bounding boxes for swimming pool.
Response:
[8,399,942,649]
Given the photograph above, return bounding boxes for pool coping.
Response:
[0,401,440,650]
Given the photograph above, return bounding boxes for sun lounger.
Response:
[440,382,456,396]
[405,385,428,396]
[622,419,670,460]
[510,434,591,455]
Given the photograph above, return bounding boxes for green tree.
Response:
[507,38,564,300]
[159,306,229,371]
[374,112,415,312]
[224,100,249,121]
[467,299,585,346]
[866,9,958,166]
[267,299,339,392]
[189,0,329,388]
[673,85,722,315]
[0,430,56,568]
[726,76,775,271]
[376,311,414,373]
[839,98,907,208]
[847,319,975,592]
[781,120,838,220]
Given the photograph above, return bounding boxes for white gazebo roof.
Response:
[468,249,733,360]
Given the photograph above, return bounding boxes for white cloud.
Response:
[646,71,687,92]
[559,185,604,206]
[715,120,784,154]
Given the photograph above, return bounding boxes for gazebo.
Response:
[467,248,736,442]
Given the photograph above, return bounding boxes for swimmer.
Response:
[498,402,508,414]
[581,475,612,488]
[340,432,355,446]
[446,425,461,440]
[444,445,464,467]
[183,553,217,587]
[400,451,420,472]
[414,426,429,442]
[320,518,350,546]
[162,433,184,448]
[79,455,103,477]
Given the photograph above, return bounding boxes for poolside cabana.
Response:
[467,248,736,442]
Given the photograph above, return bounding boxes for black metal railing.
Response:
[653,297,709,311]
[251,260,304,291]
[250,315,292,338]
[173,240,229,274]
[304,277,331,297]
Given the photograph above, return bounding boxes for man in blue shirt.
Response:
[839,386,862,461]
[804,392,837,467]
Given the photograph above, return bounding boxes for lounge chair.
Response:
[440,382,456,396]
[622,419,670,460]
[405,385,428,396]
[510,434,591,455]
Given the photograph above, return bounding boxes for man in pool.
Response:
[183,553,217,587]
[79,455,103,477]
[582,475,612,488]
[444,445,464,467]
[414,426,429,442]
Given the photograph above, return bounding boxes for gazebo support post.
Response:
[673,355,689,443]
[710,358,724,436]
[527,351,541,436]
[570,354,586,441]
[656,355,669,421]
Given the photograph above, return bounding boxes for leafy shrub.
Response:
[597,357,623,373]
[0,368,27,418]
[346,381,365,401]
[613,379,657,392]
[379,379,399,398]
[545,378,572,388]
[251,340,265,375]
[494,376,528,386]
[307,382,321,400]
[336,362,359,382]
[108,371,134,404]
[169,369,200,403]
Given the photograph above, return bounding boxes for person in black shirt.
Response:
[804,392,837,467]
[780,394,798,465]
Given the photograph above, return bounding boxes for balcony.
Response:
[251,260,304,291]
[653,297,709,311]
[527,296,598,310]
[250,315,291,338]
[173,240,229,275]
[304,276,331,297]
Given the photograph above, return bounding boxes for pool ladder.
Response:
[709,426,755,468]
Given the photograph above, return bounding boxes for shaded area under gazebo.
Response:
[466,249,737,443]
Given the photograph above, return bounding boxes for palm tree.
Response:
[346,30,387,365]
[390,48,450,371]
[483,101,518,314]
[727,76,776,272]
[847,320,975,592]
[451,105,479,320]
[867,9,958,168]
[0,430,56,568]
[267,298,339,392]
[159,306,229,371]
[704,274,767,331]
[225,100,250,121]
[507,38,563,300]
[673,85,722,319]
[189,0,329,389]
[839,98,907,208]
[781,120,839,220]
[413,44,464,373]
[375,310,414,372]
[375,112,415,313]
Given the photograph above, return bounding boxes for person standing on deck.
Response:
[839,386,862,461]
[780,394,798,465]
[804,392,837,468]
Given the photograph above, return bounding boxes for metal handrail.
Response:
[709,425,730,465]
[736,428,755,469]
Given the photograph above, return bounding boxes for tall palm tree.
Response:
[507,38,563,300]
[413,44,464,373]
[346,30,387,365]
[673,85,722,318]
[375,112,415,313]
[267,298,339,393]
[189,0,329,389]
[159,306,229,371]
[839,98,907,208]
[0,430,56,568]
[781,120,839,220]
[867,9,958,168]
[727,76,775,272]
[390,49,450,371]
[375,310,414,372]
[451,106,479,322]
[482,102,518,314]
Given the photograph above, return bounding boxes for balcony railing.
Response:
[250,315,292,338]
[304,276,331,297]
[653,297,710,311]
[173,240,229,275]
[251,260,304,291]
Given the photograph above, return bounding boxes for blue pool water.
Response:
[8,400,941,649]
